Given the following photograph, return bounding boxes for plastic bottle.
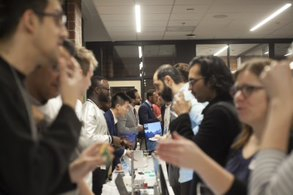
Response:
[136,141,140,150]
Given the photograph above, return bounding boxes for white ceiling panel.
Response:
[143,6,173,14]
[85,0,293,41]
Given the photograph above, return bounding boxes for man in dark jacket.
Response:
[0,1,97,194]
[170,56,241,194]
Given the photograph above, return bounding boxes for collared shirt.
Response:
[110,109,118,125]
[79,99,111,150]
[163,103,171,135]
[177,83,208,183]
[145,100,152,108]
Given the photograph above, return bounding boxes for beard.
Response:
[98,93,110,103]
[160,85,173,102]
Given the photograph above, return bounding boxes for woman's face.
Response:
[233,70,268,127]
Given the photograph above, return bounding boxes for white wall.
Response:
[108,80,142,95]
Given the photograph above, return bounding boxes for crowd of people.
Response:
[0,0,293,195]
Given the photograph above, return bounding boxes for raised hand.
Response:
[172,92,191,115]
[69,143,113,183]
[58,46,82,109]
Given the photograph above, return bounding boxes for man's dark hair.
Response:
[126,89,138,100]
[156,64,183,84]
[111,92,131,109]
[0,0,51,39]
[87,75,105,98]
[63,39,76,57]
[189,56,234,98]
[146,89,155,100]
[173,63,189,82]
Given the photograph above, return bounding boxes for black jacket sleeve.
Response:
[169,113,194,140]
[52,169,77,194]
[0,88,82,195]
[225,178,247,195]
[193,104,241,166]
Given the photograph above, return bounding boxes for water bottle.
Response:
[136,141,140,150]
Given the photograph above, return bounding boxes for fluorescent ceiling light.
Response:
[139,62,143,70]
[135,4,141,33]
[264,51,269,55]
[214,45,229,56]
[138,46,142,58]
[250,3,292,32]
[284,52,292,56]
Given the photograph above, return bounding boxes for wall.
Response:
[66,0,82,46]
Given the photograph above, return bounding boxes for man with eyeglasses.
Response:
[0,0,97,194]
[170,56,241,194]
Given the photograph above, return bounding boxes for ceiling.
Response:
[82,0,293,42]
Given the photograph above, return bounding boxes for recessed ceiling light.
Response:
[213,14,228,19]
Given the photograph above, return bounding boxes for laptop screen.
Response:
[144,121,162,151]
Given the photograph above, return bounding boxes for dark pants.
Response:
[180,180,192,195]
[92,167,108,195]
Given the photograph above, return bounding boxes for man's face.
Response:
[27,64,60,103]
[116,101,130,117]
[153,73,173,102]
[149,92,159,104]
[97,80,111,103]
[33,0,68,67]
[81,65,94,96]
[188,64,210,102]
[134,92,141,105]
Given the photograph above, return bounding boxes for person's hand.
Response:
[125,150,133,158]
[121,138,133,149]
[112,136,122,147]
[59,46,82,109]
[260,61,293,103]
[172,92,191,115]
[157,132,199,170]
[69,143,112,183]
[137,125,144,132]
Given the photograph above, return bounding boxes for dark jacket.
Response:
[0,57,82,195]
[170,95,241,194]
[138,101,158,125]
[104,110,125,168]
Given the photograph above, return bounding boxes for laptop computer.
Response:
[144,121,162,151]
[152,154,174,195]
[115,173,131,195]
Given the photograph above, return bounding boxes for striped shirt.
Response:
[250,149,293,195]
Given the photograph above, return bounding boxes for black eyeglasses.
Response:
[35,11,67,27]
[189,77,204,87]
[230,85,264,98]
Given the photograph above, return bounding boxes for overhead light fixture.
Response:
[138,46,142,58]
[135,4,141,33]
[264,51,269,55]
[139,62,143,70]
[214,45,229,56]
[250,3,292,32]
[284,52,292,56]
